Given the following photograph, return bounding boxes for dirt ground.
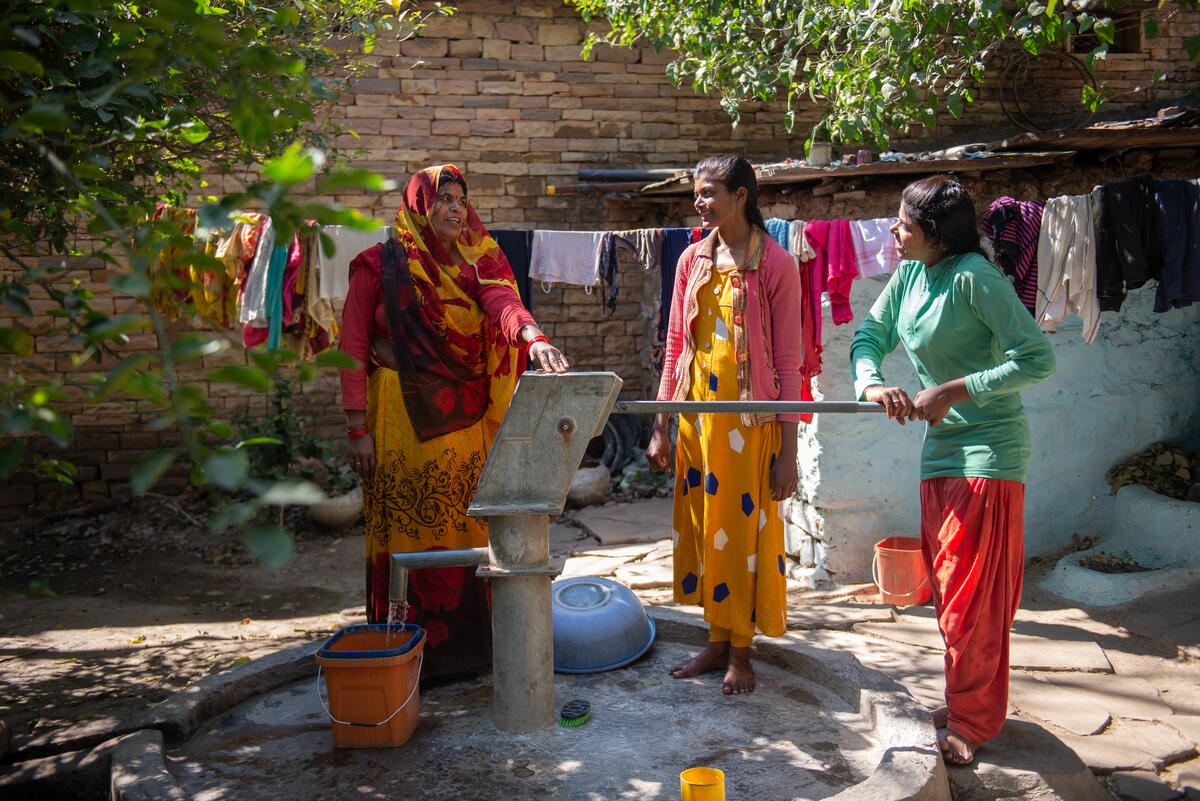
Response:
[0,490,368,749]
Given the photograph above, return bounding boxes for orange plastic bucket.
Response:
[872,537,931,606]
[316,623,425,748]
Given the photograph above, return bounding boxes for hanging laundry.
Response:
[304,230,339,346]
[530,230,606,289]
[849,218,901,279]
[191,221,241,329]
[613,228,663,273]
[1152,178,1200,312]
[653,228,694,376]
[981,198,1043,315]
[804,219,858,324]
[314,224,391,299]
[1036,194,1100,344]
[239,217,275,327]
[491,229,534,308]
[596,232,619,316]
[765,218,790,250]
[1095,174,1163,312]
[787,219,816,263]
[146,204,198,321]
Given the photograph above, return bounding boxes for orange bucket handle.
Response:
[871,551,930,600]
[316,651,423,728]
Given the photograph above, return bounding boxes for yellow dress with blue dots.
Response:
[672,265,787,642]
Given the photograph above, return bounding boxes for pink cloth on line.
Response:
[804,219,859,325]
[850,218,901,278]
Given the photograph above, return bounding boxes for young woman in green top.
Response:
[850,176,1055,766]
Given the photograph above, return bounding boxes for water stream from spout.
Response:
[385,601,409,648]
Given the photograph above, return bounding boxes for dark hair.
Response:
[438,169,467,196]
[900,175,984,259]
[693,153,767,232]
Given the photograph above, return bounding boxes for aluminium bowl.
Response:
[552,576,656,673]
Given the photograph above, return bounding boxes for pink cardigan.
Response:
[656,229,804,425]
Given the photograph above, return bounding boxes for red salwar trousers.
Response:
[919,476,1025,744]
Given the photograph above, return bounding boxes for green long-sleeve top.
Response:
[850,252,1056,482]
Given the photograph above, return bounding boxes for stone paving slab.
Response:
[1172,760,1200,796]
[1010,670,1175,738]
[944,718,1113,801]
[1100,648,1200,717]
[1168,619,1200,660]
[786,602,896,632]
[574,542,664,559]
[550,520,596,557]
[1059,720,1195,773]
[856,606,1113,673]
[1010,672,1113,736]
[559,555,625,579]
[572,498,674,545]
[613,557,673,590]
[1165,715,1200,748]
[796,629,949,710]
[1111,770,1185,801]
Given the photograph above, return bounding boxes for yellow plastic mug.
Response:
[680,767,725,801]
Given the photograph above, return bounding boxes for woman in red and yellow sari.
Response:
[338,165,568,679]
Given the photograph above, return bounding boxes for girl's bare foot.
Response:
[938,728,980,766]
[930,706,949,728]
[669,642,729,679]
[723,646,755,694]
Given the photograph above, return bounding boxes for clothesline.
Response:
[149,170,1196,360]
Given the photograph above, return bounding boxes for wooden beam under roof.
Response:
[632,152,1077,196]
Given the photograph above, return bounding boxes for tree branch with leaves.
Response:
[568,0,1200,149]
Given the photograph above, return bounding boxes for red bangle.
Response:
[347,424,370,440]
[523,335,551,356]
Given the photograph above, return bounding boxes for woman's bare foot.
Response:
[938,728,980,766]
[723,646,755,694]
[669,642,729,679]
[930,706,949,728]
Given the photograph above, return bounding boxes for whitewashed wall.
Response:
[784,278,1200,586]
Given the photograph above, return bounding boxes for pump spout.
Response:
[388,548,490,608]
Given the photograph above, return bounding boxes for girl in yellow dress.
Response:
[647,155,804,694]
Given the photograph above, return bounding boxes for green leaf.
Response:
[130,449,178,494]
[315,169,395,194]
[263,144,320,185]
[0,439,26,479]
[0,327,35,356]
[1188,35,1200,61]
[1094,17,1115,45]
[243,524,295,568]
[207,420,235,439]
[947,92,965,118]
[19,103,69,131]
[258,479,325,506]
[179,119,211,144]
[207,365,271,393]
[110,272,152,297]
[0,49,44,76]
[169,335,223,362]
[314,349,358,368]
[206,449,248,491]
[83,315,148,339]
[238,436,284,447]
[1143,18,1158,41]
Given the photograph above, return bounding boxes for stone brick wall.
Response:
[2,0,1198,506]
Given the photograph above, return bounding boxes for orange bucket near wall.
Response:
[316,623,425,748]
[872,537,931,606]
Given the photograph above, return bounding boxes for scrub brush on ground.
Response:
[559,699,591,727]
